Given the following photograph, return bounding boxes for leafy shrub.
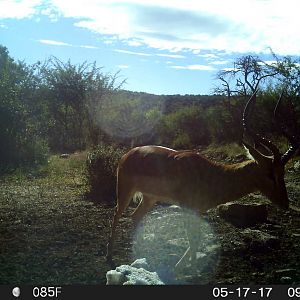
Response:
[86,145,127,204]
[155,106,210,149]
[172,132,191,149]
[0,46,50,174]
[201,142,246,162]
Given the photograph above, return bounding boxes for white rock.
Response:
[169,205,182,211]
[106,259,165,285]
[130,258,149,269]
[106,270,126,285]
[196,252,207,260]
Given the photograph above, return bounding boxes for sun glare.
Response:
[131,205,221,284]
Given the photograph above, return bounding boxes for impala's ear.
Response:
[242,141,269,165]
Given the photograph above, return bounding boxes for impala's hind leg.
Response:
[106,187,134,261]
[175,212,200,272]
[185,222,199,269]
[131,194,156,228]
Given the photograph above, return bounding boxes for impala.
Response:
[106,91,299,270]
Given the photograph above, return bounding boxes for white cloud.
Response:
[40,6,61,22]
[127,40,143,47]
[117,65,130,69]
[79,45,98,49]
[38,40,99,50]
[115,49,186,59]
[156,53,185,59]
[197,53,220,60]
[262,60,278,66]
[47,0,300,55]
[38,39,72,47]
[209,60,230,65]
[222,67,239,72]
[2,0,300,56]
[114,49,152,57]
[171,64,216,71]
[0,0,41,19]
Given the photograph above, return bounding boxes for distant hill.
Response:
[118,89,225,114]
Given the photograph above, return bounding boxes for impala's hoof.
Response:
[174,261,185,273]
[106,255,115,268]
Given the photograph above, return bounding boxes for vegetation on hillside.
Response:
[2,44,300,205]
[1,44,299,177]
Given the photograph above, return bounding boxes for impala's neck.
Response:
[212,159,260,206]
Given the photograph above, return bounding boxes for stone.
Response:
[280,277,293,284]
[106,258,165,285]
[130,258,149,269]
[217,202,268,227]
[275,268,297,277]
[169,205,182,212]
[242,229,279,251]
[106,270,126,285]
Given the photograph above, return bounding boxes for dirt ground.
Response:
[0,154,299,285]
[104,160,300,285]
[108,175,300,285]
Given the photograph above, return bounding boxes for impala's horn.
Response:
[242,90,281,161]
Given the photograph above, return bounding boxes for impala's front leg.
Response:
[186,225,198,267]
[174,246,191,271]
[174,215,199,272]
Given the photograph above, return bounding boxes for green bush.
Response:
[86,145,127,204]
[172,132,191,149]
[0,46,50,174]
[155,106,210,149]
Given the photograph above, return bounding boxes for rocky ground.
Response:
[0,153,299,285]
[109,162,300,285]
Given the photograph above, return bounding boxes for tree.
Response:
[213,55,280,141]
[0,45,48,173]
[156,106,209,149]
[40,57,123,151]
[214,53,299,147]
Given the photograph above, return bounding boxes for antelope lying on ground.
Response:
[106,91,299,270]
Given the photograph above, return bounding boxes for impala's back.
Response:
[117,145,236,211]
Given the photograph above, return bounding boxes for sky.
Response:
[0,0,300,95]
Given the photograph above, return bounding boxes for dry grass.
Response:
[0,152,119,284]
[1,147,299,285]
[201,143,245,161]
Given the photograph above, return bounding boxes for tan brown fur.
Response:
[106,145,289,270]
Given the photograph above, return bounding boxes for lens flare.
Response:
[131,205,221,284]
[90,93,164,142]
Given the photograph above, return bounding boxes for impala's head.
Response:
[243,141,289,209]
[242,90,299,210]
